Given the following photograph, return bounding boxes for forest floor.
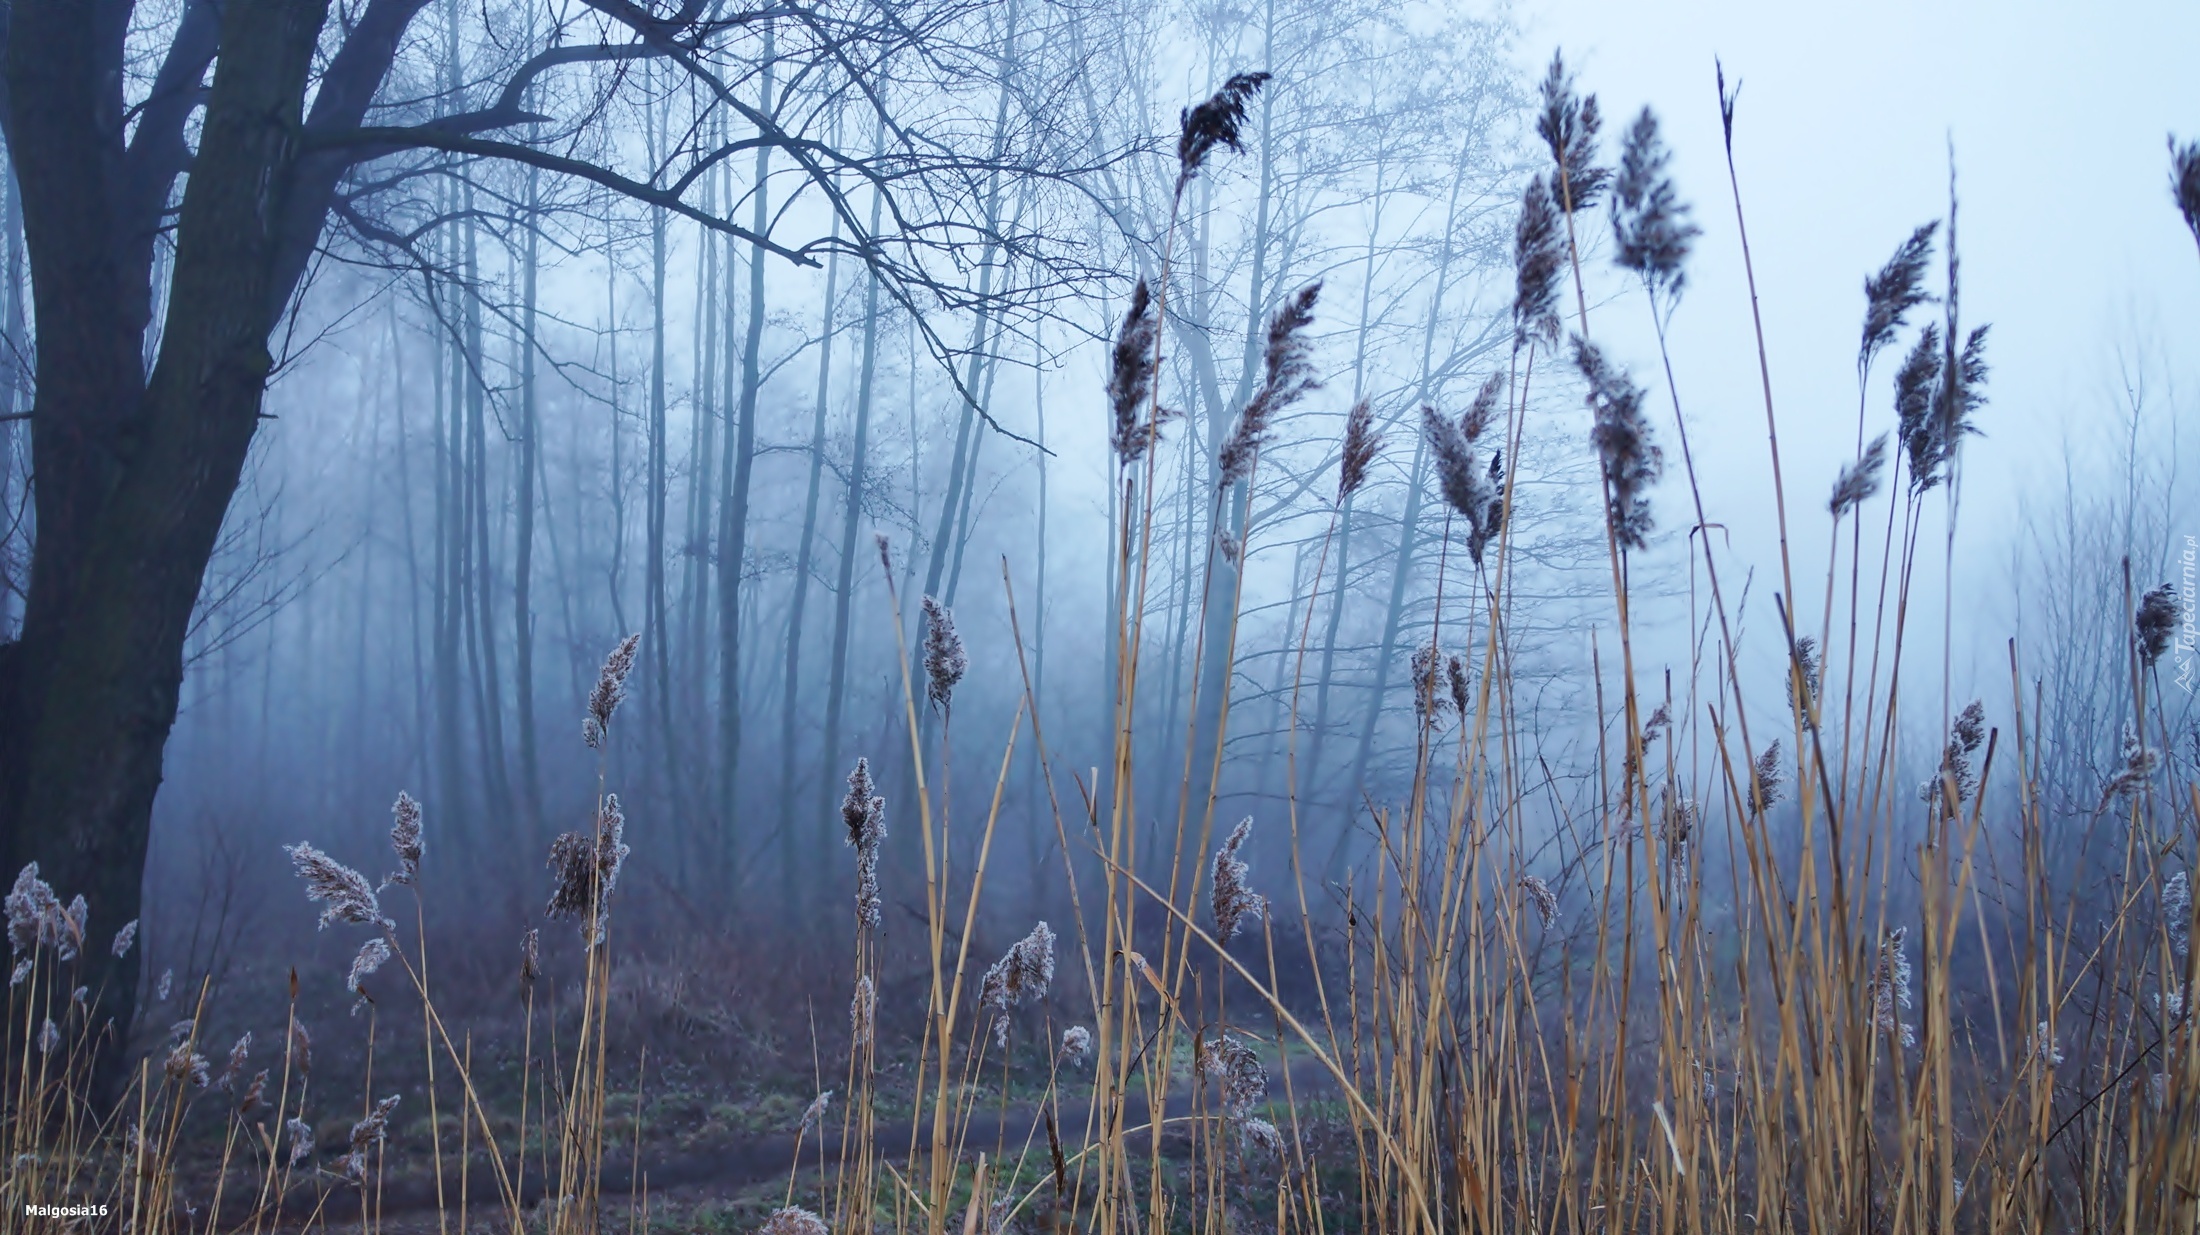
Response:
[219,1045,1342,1232]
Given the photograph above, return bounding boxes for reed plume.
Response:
[6,863,64,956]
[214,1033,251,1091]
[2163,871,2191,958]
[1411,640,1447,726]
[238,1070,268,1115]
[164,1039,209,1088]
[2101,723,2158,805]
[2136,582,2175,667]
[157,967,173,1001]
[1219,282,1322,488]
[1536,52,1605,213]
[283,843,390,930]
[1423,376,1507,566]
[35,1020,56,1055]
[1786,636,1822,715]
[520,928,540,989]
[851,975,875,1047]
[1920,700,1987,811]
[919,595,967,713]
[1574,339,1662,549]
[1611,105,1697,302]
[1177,72,1271,191]
[1204,1033,1267,1120]
[386,791,423,888]
[346,937,392,1007]
[1519,874,1559,926]
[1922,178,1990,491]
[979,921,1057,1046]
[1060,1025,1092,1065]
[2029,1022,2065,1067]
[109,918,136,959]
[1894,324,1943,486]
[583,633,641,749]
[290,1020,312,1078]
[2172,136,2200,252]
[1859,223,1938,371]
[1211,817,1267,945]
[545,794,630,946]
[758,1207,830,1235]
[285,1119,313,1167]
[1751,741,1784,812]
[842,758,887,929]
[1108,280,1168,463]
[1828,433,1889,517]
[339,1094,401,1181]
[1447,654,1469,720]
[1869,926,1916,1048]
[1513,175,1565,350]
[797,1090,833,1138]
[1338,398,1379,502]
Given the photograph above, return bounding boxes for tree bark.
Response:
[0,0,334,1098]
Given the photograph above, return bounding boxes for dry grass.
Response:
[2,62,2197,1235]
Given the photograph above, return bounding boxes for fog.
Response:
[0,3,2194,1215]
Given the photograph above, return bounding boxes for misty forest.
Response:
[0,0,2197,1231]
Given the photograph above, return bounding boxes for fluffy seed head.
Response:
[6,864,64,957]
[1212,818,1267,946]
[1860,223,1938,370]
[283,844,389,931]
[1787,637,1822,717]
[583,634,641,749]
[797,1090,833,1138]
[1894,325,1944,486]
[1519,875,1558,926]
[1829,434,1889,517]
[919,596,968,714]
[545,795,630,946]
[842,759,887,929]
[347,937,392,1004]
[1060,1025,1092,1065]
[1574,339,1662,550]
[290,1020,313,1078]
[157,968,174,1001]
[2029,1021,2065,1067]
[2136,583,2176,668]
[286,1118,313,1166]
[1177,72,1271,186]
[758,1207,830,1235]
[1752,741,1784,812]
[2172,136,2200,252]
[36,1019,57,1055]
[1447,654,1470,720]
[980,921,1057,1046]
[851,975,875,1047]
[1536,52,1606,212]
[2164,871,2191,958]
[387,792,423,887]
[1513,176,1565,351]
[1869,927,1916,1049]
[1338,399,1380,502]
[1241,1117,1283,1157]
[1109,280,1164,463]
[520,928,540,989]
[1219,283,1322,488]
[1611,106,1697,301]
[165,1040,209,1088]
[239,1070,269,1115]
[9,960,29,987]
[1204,1033,1268,1120]
[110,919,138,960]
[215,1033,252,1091]
[1920,701,1986,812]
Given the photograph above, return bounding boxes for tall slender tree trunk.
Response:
[514,159,544,840]
[718,35,774,876]
[780,189,844,847]
[821,154,888,824]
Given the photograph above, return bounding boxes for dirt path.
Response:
[250,1050,1342,1230]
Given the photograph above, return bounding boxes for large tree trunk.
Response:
[0,0,333,1098]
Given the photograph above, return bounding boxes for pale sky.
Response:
[1515,0,2200,703]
